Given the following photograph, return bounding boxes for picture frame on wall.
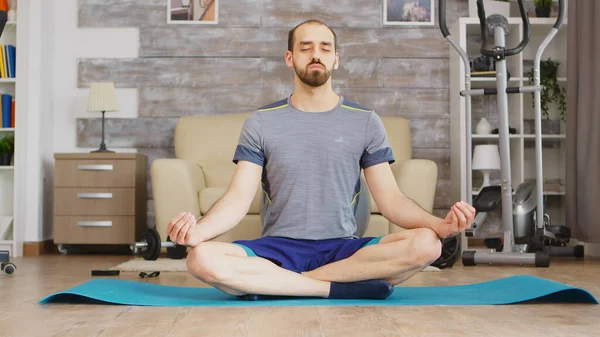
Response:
[384,0,434,26]
[167,0,218,25]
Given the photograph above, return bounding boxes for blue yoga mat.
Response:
[38,274,597,307]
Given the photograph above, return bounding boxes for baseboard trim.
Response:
[582,242,600,257]
[23,240,58,256]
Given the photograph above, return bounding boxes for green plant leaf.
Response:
[534,0,553,9]
[527,58,566,121]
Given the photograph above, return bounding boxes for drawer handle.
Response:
[77,221,113,227]
[77,193,113,199]
[77,164,114,171]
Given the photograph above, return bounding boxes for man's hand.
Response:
[166,212,206,248]
[433,201,476,238]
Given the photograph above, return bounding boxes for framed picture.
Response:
[384,0,434,26]
[167,0,218,25]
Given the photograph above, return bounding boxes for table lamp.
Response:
[87,82,118,153]
[472,144,501,191]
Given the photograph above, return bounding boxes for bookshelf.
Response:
[449,17,568,250]
[0,18,18,257]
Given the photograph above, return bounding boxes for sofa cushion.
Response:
[199,187,262,215]
[198,161,237,187]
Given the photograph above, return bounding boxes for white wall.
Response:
[17,0,600,258]
[51,0,140,154]
[19,0,140,246]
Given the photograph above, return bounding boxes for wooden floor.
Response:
[2,253,600,337]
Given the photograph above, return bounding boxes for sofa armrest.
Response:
[151,158,206,239]
[395,159,438,213]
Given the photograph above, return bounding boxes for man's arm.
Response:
[195,160,263,241]
[363,162,443,231]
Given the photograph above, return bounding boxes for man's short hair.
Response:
[288,19,338,52]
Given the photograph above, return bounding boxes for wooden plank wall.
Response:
[76,0,470,228]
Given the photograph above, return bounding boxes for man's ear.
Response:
[285,51,293,68]
[333,52,340,70]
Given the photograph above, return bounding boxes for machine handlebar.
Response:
[477,0,530,57]
[554,0,566,30]
[438,0,450,37]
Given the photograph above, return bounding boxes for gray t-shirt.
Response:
[232,95,395,240]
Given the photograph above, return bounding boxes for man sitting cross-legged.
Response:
[166,19,474,300]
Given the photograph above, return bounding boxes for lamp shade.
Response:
[87,82,119,112]
[472,144,501,171]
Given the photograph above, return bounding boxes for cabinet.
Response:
[449,18,568,249]
[53,153,147,253]
[0,16,18,257]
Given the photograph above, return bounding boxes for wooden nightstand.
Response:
[53,153,147,253]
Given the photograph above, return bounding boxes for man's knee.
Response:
[186,243,226,284]
[407,228,442,266]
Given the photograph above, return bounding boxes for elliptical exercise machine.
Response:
[438,0,583,267]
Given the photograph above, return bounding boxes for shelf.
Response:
[472,190,515,196]
[471,77,525,88]
[472,134,520,139]
[523,134,566,139]
[470,77,565,83]
[520,76,567,82]
[471,77,526,82]
[0,16,16,256]
[472,134,566,140]
[528,18,568,25]
[462,17,567,26]
[472,190,565,196]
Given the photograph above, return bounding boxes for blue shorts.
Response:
[232,236,383,273]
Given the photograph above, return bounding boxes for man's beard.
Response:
[294,61,333,87]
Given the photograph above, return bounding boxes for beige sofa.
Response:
[151,112,438,243]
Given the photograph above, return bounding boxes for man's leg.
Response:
[186,241,331,297]
[301,227,442,285]
[186,240,394,300]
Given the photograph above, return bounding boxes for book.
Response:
[2,94,11,127]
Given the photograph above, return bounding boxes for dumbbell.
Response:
[130,228,187,261]
[1,261,15,275]
[0,250,15,275]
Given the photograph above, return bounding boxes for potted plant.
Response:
[0,135,14,166]
[534,0,553,17]
[527,58,566,133]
